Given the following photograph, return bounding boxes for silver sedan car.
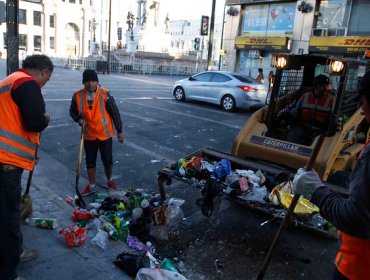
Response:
[172,71,268,111]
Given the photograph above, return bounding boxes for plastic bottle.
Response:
[127,236,154,253]
[160,258,179,273]
[26,218,57,229]
[103,222,119,240]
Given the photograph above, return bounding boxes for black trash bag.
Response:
[113,252,146,277]
[264,171,291,192]
[196,178,224,217]
[98,197,125,212]
[129,216,154,243]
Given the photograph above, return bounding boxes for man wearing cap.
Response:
[286,74,334,145]
[292,71,370,280]
[69,69,124,195]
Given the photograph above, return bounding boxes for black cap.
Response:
[82,69,99,83]
[313,74,330,86]
[358,71,370,98]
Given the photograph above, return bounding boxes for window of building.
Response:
[34,35,41,51]
[19,34,27,50]
[316,0,351,36]
[69,0,76,3]
[50,15,55,28]
[347,0,370,36]
[33,11,41,26]
[315,0,370,36]
[50,36,55,49]
[19,9,26,25]
[79,0,82,4]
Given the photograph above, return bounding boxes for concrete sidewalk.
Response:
[17,148,133,280]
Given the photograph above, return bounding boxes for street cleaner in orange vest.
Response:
[69,69,123,196]
[0,55,53,280]
[286,74,334,145]
[292,71,370,280]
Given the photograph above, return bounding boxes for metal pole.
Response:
[106,0,112,74]
[207,0,216,71]
[218,2,226,70]
[6,0,19,75]
[256,135,325,280]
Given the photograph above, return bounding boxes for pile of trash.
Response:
[167,156,336,236]
[30,188,190,279]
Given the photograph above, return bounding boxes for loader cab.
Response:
[232,54,370,183]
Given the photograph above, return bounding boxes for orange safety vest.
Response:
[75,87,114,141]
[0,71,40,171]
[335,140,370,279]
[300,92,334,127]
[336,232,370,279]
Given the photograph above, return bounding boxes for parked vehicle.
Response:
[172,71,268,111]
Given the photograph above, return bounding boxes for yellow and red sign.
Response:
[235,36,289,51]
[309,36,370,53]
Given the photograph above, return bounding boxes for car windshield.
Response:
[232,74,260,84]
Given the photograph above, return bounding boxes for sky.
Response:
[161,0,225,21]
[126,0,226,22]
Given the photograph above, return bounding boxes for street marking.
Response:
[44,97,173,101]
[124,140,175,163]
[110,74,176,86]
[123,100,244,130]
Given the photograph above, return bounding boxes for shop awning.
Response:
[309,36,370,54]
[235,36,290,51]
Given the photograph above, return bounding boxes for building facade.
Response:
[0,0,127,59]
[168,17,223,68]
[223,0,370,79]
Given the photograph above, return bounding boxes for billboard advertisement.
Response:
[242,3,296,36]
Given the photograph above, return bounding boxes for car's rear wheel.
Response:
[174,87,185,101]
[221,95,235,111]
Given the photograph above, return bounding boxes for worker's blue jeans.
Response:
[0,163,23,280]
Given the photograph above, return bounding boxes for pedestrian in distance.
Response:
[256,68,264,83]
[292,71,370,280]
[69,69,124,196]
[0,54,54,280]
[268,70,275,91]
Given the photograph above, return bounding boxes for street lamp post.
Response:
[218,2,226,70]
[106,0,112,74]
[207,0,216,71]
[6,0,19,75]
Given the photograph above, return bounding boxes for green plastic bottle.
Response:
[160,258,179,273]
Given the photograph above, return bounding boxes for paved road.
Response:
[37,66,250,197]
[0,62,338,279]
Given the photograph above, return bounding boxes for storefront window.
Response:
[316,0,350,35]
[241,3,296,36]
[238,50,275,84]
[347,0,370,36]
[316,0,370,36]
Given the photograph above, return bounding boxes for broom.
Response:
[20,145,39,219]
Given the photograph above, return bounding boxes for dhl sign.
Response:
[235,36,289,51]
[309,36,370,53]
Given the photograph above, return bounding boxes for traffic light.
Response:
[200,16,209,36]
[117,27,122,40]
[194,37,200,51]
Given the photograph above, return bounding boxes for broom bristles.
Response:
[20,194,33,219]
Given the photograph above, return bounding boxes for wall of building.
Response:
[224,0,370,76]
[0,0,128,59]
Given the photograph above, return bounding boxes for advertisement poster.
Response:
[242,3,296,35]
